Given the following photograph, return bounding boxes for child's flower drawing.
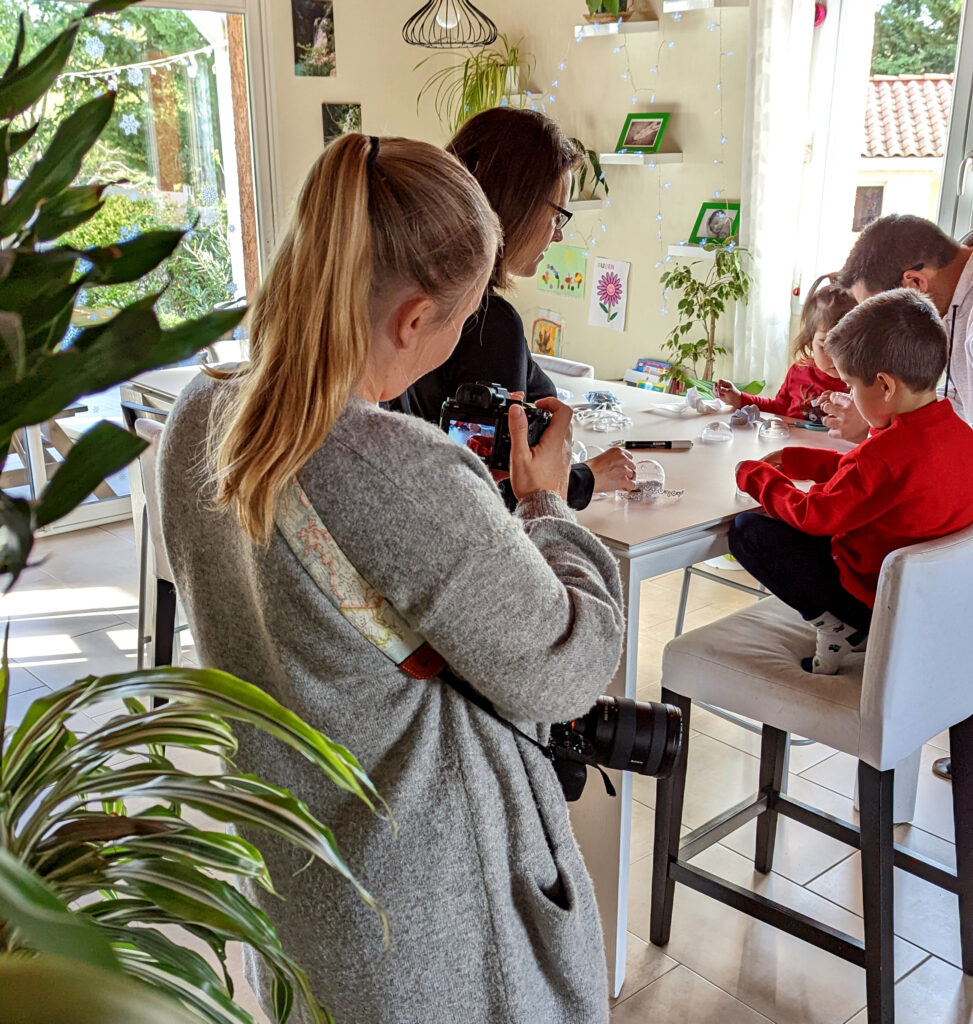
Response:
[597,271,623,320]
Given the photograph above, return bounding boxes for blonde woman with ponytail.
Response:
[159,134,624,1024]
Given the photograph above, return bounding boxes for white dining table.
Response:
[548,372,856,997]
[124,365,857,996]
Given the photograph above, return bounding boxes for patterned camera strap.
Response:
[274,477,552,754]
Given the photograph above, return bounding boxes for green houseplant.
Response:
[0,5,383,1023]
[568,138,609,202]
[416,34,533,135]
[659,238,759,395]
[585,0,630,20]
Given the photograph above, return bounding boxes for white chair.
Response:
[532,353,595,378]
[650,525,973,1024]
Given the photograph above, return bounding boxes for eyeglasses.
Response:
[549,201,573,232]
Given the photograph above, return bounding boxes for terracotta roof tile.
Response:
[864,74,953,158]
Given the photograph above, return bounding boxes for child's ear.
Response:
[874,371,897,401]
[901,267,931,293]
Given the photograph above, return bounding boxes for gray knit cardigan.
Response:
[158,375,624,1024]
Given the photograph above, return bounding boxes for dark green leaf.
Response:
[0,93,114,238]
[0,490,33,587]
[85,0,141,14]
[33,422,146,529]
[9,123,39,154]
[1,14,26,81]
[85,228,186,286]
[32,184,109,242]
[0,22,81,122]
[0,308,25,379]
[0,849,119,970]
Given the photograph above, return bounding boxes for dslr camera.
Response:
[548,695,683,801]
[440,382,551,472]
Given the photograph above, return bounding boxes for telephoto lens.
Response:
[581,695,683,778]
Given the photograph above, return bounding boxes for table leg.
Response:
[570,556,641,998]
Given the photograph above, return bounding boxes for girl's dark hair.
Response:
[793,273,856,363]
[447,108,582,290]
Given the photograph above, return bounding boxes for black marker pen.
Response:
[623,440,693,450]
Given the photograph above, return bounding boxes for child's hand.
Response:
[714,379,744,409]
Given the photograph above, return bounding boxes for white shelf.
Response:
[574,17,660,38]
[599,151,683,165]
[663,0,747,10]
[667,244,715,259]
[566,199,604,212]
[506,90,542,107]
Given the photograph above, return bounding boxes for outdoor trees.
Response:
[871,0,962,76]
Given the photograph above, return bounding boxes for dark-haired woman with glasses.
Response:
[393,107,637,506]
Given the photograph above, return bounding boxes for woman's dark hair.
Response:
[825,287,947,390]
[836,214,959,294]
[447,108,582,290]
[793,273,856,363]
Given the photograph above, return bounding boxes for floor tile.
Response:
[844,955,973,1024]
[627,843,928,1024]
[27,527,139,599]
[807,826,961,967]
[611,964,773,1023]
[4,683,51,730]
[6,662,46,696]
[610,933,679,1008]
[98,520,136,546]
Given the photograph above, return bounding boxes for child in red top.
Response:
[715,275,856,421]
[729,288,973,674]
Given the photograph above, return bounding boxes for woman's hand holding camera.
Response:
[508,397,572,501]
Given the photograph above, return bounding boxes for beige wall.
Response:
[264,0,748,381]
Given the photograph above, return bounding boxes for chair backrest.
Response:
[859,522,973,769]
[134,417,173,585]
[532,354,595,379]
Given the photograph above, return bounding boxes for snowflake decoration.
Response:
[228,223,237,233]
[85,35,105,60]
[77,257,93,274]
[231,326,248,341]
[200,184,218,206]
[120,224,139,242]
[76,288,89,305]
[120,113,140,136]
[122,20,133,32]
[127,67,144,86]
[227,281,238,296]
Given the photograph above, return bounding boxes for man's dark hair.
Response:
[836,214,959,294]
[825,287,947,390]
[447,108,582,290]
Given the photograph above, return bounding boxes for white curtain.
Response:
[733,0,815,387]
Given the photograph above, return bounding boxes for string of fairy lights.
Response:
[499,7,736,313]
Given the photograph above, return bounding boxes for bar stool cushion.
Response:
[663,597,865,758]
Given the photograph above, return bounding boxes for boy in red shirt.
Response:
[730,288,973,674]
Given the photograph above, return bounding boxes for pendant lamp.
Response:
[402,0,498,49]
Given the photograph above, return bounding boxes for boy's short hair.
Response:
[825,288,947,390]
[835,214,959,294]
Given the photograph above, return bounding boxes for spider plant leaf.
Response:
[120,830,275,890]
[0,849,118,970]
[0,954,202,1024]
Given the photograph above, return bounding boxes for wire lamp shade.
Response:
[402,0,499,48]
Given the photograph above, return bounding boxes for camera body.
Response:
[548,695,684,801]
[440,382,551,472]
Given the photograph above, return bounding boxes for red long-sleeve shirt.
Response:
[750,361,847,420]
[737,398,973,607]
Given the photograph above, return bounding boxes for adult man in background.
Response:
[821,214,973,443]
[822,214,973,781]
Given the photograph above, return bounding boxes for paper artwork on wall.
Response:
[291,0,337,77]
[536,244,587,299]
[588,258,630,332]
[322,103,361,145]
[530,309,563,357]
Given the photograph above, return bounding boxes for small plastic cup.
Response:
[758,416,791,441]
[700,421,733,443]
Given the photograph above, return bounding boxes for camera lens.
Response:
[581,695,683,778]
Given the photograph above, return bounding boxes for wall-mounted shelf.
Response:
[566,199,604,212]
[599,151,683,165]
[574,17,660,38]
[662,0,748,11]
[505,90,542,108]
[667,244,715,259]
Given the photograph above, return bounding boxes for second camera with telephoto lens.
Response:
[548,695,684,802]
[440,381,552,472]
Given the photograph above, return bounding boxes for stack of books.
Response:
[622,358,671,392]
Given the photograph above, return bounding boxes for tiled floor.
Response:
[4,523,971,1023]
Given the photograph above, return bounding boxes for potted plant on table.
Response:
[659,238,761,397]
[415,34,534,135]
[0,5,383,1023]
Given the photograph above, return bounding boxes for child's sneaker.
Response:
[800,612,868,674]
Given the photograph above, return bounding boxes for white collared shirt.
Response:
[945,255,973,422]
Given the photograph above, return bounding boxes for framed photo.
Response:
[615,112,670,154]
[689,201,741,244]
[291,0,337,77]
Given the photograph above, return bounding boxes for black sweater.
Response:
[392,292,595,510]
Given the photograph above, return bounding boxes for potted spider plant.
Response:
[415,34,534,135]
[0,5,384,1023]
[568,138,609,203]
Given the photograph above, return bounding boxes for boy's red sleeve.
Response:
[736,456,888,536]
[779,446,843,482]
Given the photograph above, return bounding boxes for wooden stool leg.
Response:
[858,762,895,1024]
[755,725,788,873]
[151,579,177,711]
[650,689,691,947]
[950,713,973,974]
